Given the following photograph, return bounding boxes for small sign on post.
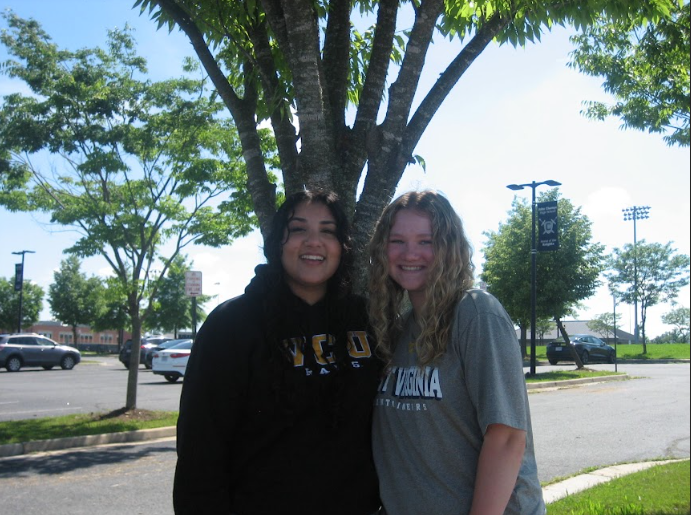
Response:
[185,271,203,297]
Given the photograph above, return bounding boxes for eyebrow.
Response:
[288,216,337,226]
[388,231,433,237]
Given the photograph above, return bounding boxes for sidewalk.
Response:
[1,426,684,506]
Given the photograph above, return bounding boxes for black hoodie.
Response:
[173,265,382,515]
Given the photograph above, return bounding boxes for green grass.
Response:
[526,369,625,383]
[547,460,690,514]
[614,343,690,360]
[533,343,689,361]
[0,408,178,445]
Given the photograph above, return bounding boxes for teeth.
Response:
[401,266,422,271]
[301,255,324,261]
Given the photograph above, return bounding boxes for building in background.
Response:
[10,321,130,353]
[516,320,635,345]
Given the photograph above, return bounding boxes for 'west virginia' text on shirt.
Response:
[378,366,443,400]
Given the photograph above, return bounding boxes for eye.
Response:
[287,225,305,233]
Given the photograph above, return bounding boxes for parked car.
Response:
[0,333,81,372]
[143,338,191,368]
[546,334,616,365]
[119,337,170,369]
[152,340,193,383]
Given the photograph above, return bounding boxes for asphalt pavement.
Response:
[1,361,689,508]
[0,372,632,458]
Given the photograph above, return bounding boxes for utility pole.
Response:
[11,250,36,333]
[507,180,562,376]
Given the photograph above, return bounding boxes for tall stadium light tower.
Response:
[622,206,650,343]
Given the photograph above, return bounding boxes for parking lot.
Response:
[0,355,182,422]
[0,362,688,515]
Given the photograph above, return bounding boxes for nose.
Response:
[303,229,323,246]
[402,243,421,260]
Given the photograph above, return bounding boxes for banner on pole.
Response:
[14,263,23,291]
[537,201,559,251]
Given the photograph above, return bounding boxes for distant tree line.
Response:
[481,190,690,360]
[0,254,209,339]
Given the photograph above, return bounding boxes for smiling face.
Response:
[387,208,435,313]
[281,201,342,305]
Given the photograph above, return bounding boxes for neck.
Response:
[409,291,426,318]
[289,286,327,306]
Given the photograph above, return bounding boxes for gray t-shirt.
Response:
[372,289,545,515]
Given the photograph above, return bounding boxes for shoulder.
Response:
[194,293,263,352]
[456,289,509,318]
[346,293,368,313]
[213,292,261,320]
[451,289,515,341]
[332,293,369,320]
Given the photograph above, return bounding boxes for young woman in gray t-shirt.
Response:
[368,190,545,515]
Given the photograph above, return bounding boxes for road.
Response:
[0,355,182,422]
[530,362,690,481]
[0,361,688,514]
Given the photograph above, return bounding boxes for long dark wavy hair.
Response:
[260,189,357,427]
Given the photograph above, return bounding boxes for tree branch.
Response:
[153,0,277,237]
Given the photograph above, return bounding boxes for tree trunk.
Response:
[641,304,648,354]
[520,324,528,359]
[125,304,142,410]
[555,317,585,369]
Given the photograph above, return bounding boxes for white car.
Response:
[151,340,193,382]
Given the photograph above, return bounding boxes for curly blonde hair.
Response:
[368,190,475,367]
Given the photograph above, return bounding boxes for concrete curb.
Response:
[525,359,689,366]
[542,459,690,504]
[527,373,629,390]
[0,425,176,458]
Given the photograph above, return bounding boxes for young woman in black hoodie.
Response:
[173,190,382,515]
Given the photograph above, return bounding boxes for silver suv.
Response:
[0,333,81,372]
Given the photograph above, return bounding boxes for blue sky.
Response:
[1,1,689,338]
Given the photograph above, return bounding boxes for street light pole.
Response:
[11,250,36,334]
[507,180,562,376]
[612,290,618,373]
[622,206,650,343]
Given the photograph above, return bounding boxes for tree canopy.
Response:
[0,13,266,408]
[91,277,131,346]
[481,190,605,340]
[134,0,678,286]
[0,277,43,332]
[587,312,621,340]
[607,240,690,350]
[48,256,104,345]
[661,306,690,342]
[569,1,690,147]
